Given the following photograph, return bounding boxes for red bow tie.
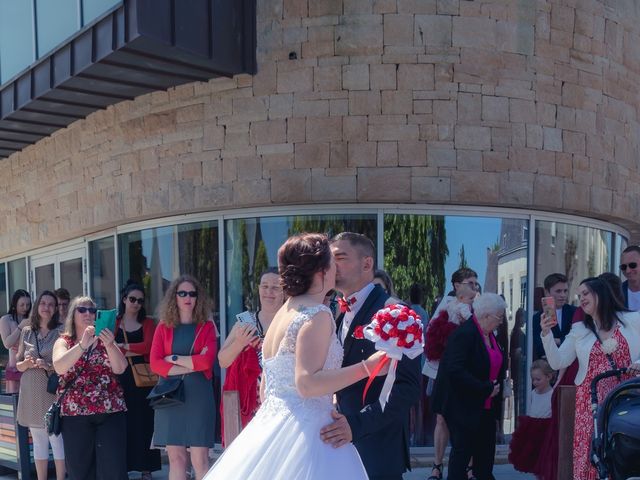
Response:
[337,296,356,313]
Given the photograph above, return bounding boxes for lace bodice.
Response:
[259,304,343,420]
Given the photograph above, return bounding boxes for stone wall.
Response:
[2,0,640,255]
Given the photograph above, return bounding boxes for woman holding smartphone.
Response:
[218,268,284,442]
[52,296,128,480]
[150,275,217,480]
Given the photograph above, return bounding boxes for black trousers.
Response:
[447,410,497,480]
[61,412,128,480]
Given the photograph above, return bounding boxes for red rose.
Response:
[353,325,365,339]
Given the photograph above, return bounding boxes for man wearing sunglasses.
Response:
[533,273,576,360]
[620,245,640,311]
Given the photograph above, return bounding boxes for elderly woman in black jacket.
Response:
[433,293,507,480]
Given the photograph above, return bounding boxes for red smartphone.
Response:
[541,297,557,327]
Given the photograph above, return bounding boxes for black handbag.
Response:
[146,323,203,410]
[146,377,185,409]
[34,331,59,394]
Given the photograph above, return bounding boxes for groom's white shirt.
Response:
[340,282,375,343]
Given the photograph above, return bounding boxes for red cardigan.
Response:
[150,321,217,380]
[116,316,156,362]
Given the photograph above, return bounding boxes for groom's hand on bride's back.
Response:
[320,410,352,448]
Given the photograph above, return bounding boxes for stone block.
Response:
[451,171,499,203]
[284,0,308,18]
[384,14,414,46]
[293,99,330,117]
[482,96,509,122]
[369,124,419,141]
[533,175,563,207]
[343,116,368,141]
[427,147,456,167]
[556,152,572,178]
[306,117,343,143]
[458,93,481,124]
[287,118,306,143]
[329,142,348,167]
[235,156,263,180]
[377,141,398,166]
[312,170,357,201]
[536,150,556,175]
[234,178,271,205]
[398,0,436,14]
[414,15,452,46]
[526,124,543,149]
[374,0,396,13]
[342,64,370,91]
[382,90,413,114]
[590,185,613,214]
[309,0,342,16]
[536,102,556,127]
[499,172,534,205]
[509,99,536,124]
[295,143,330,168]
[271,169,312,202]
[250,120,287,145]
[563,130,586,155]
[550,4,574,33]
[370,64,397,90]
[454,126,491,150]
[203,124,225,151]
[457,150,482,171]
[411,176,451,201]
[496,21,534,55]
[397,64,435,90]
[562,181,589,212]
[330,99,349,116]
[433,100,457,124]
[277,67,314,93]
[314,66,342,91]
[543,127,562,152]
[453,17,497,49]
[358,167,411,201]
[348,142,377,166]
[483,151,510,172]
[437,0,458,15]
[344,0,373,14]
[349,91,381,115]
[398,141,426,166]
[336,23,384,56]
[194,184,233,208]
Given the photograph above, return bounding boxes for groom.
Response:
[321,232,421,480]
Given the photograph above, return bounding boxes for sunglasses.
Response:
[76,306,97,314]
[620,262,638,271]
[128,296,145,305]
[176,290,198,298]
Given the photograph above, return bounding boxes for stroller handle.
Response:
[590,367,628,406]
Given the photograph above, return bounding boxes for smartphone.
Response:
[541,297,557,327]
[235,311,255,325]
[95,309,117,336]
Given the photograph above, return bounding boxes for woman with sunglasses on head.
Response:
[52,296,128,480]
[150,275,217,480]
[16,291,65,480]
[114,281,160,480]
[218,268,285,443]
[0,289,32,392]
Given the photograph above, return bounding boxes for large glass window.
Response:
[36,0,78,57]
[384,214,528,445]
[7,258,27,297]
[0,0,35,83]
[89,236,116,309]
[119,221,219,320]
[225,214,377,333]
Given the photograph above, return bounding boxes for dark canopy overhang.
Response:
[0,0,256,158]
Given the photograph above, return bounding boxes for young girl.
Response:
[509,359,556,476]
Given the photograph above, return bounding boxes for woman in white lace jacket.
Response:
[540,277,640,479]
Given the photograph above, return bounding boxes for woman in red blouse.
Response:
[115,281,160,479]
[52,296,128,480]
[150,275,217,480]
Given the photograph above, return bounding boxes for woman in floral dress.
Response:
[541,277,640,479]
[52,296,128,480]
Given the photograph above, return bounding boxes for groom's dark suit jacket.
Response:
[335,285,421,478]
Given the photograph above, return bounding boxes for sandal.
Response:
[427,462,443,480]
[466,466,477,480]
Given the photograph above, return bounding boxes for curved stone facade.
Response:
[2,0,640,255]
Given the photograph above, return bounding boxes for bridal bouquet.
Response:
[353,304,424,411]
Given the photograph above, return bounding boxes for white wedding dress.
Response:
[204,304,368,480]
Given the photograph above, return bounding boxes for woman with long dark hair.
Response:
[115,282,160,479]
[16,291,64,480]
[0,289,32,392]
[541,277,640,479]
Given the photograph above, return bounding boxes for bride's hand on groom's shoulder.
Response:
[365,351,390,377]
[320,410,352,448]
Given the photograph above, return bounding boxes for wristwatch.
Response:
[171,355,178,362]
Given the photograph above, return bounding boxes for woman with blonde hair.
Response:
[150,275,217,480]
[52,296,128,480]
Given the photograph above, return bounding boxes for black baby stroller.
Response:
[590,367,640,480]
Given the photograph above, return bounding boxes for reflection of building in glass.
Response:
[496,219,529,324]
[535,223,612,304]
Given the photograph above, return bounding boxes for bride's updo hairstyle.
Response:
[278,233,331,296]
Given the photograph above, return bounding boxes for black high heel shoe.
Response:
[427,462,443,480]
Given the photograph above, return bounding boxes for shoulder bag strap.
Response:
[56,343,92,404]
[176,322,206,381]
[121,325,136,370]
[590,325,619,372]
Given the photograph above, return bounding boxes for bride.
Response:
[205,233,387,479]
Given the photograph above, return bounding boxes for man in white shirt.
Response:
[620,245,640,311]
[319,232,421,480]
